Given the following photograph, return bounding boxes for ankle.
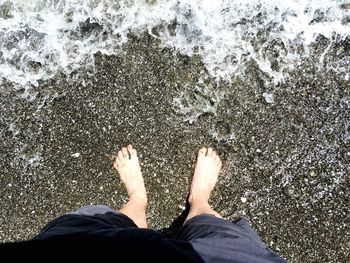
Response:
[129,194,148,207]
[188,193,210,207]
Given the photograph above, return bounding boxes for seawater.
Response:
[0,0,349,126]
[0,0,349,88]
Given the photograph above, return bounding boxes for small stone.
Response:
[71,153,80,158]
[241,197,247,203]
[178,205,185,210]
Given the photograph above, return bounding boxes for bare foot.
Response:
[188,147,222,204]
[113,145,147,202]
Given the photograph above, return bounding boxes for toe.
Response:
[118,150,124,160]
[127,144,137,157]
[198,147,206,157]
[214,154,219,161]
[207,147,213,156]
[122,147,129,158]
[217,160,222,170]
[113,158,121,169]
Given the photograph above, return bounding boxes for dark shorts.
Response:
[177,214,286,262]
[67,205,267,247]
[34,205,286,263]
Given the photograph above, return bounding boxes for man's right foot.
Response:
[188,147,222,205]
[113,144,147,203]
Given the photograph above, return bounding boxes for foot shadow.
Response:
[160,199,190,238]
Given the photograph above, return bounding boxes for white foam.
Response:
[171,78,224,123]
[0,0,349,89]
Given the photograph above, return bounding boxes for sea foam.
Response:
[0,0,349,93]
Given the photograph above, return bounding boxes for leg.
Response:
[178,149,287,262]
[113,145,148,228]
[185,147,223,224]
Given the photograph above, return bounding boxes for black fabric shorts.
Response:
[33,205,286,263]
[177,214,266,246]
[176,214,285,263]
[66,205,266,248]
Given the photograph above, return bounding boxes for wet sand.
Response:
[0,33,349,262]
